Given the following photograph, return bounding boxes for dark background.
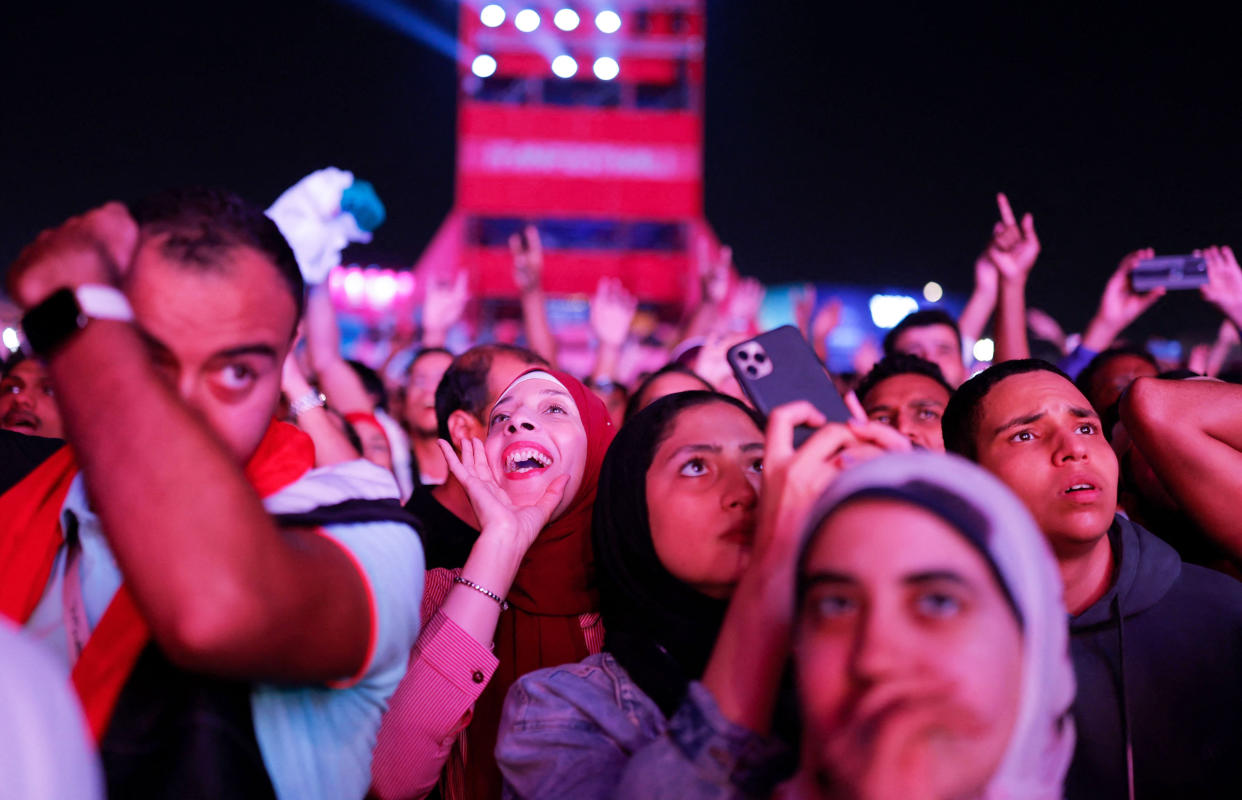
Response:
[3,2,1239,340]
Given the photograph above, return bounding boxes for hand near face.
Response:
[822,685,978,800]
[438,437,568,553]
[755,403,912,566]
[8,202,139,309]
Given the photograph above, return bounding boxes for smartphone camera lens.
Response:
[746,365,758,377]
[754,352,766,364]
[738,351,750,361]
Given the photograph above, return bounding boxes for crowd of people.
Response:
[2,185,1241,800]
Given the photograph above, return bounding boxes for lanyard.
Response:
[61,510,91,663]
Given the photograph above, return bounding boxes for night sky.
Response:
[4,2,1239,341]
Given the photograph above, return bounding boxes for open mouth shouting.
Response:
[502,441,555,479]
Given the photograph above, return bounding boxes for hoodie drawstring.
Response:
[1113,593,1135,800]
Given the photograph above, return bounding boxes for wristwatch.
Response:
[20,284,134,357]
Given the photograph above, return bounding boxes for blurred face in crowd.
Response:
[125,236,298,464]
[404,350,453,437]
[485,374,587,519]
[645,401,764,599]
[862,373,950,452]
[0,359,64,438]
[636,370,711,413]
[972,371,1119,556]
[892,324,966,387]
[796,498,1023,799]
[1083,354,1157,413]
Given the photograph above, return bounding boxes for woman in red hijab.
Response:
[370,369,614,800]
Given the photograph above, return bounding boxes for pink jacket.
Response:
[369,567,603,800]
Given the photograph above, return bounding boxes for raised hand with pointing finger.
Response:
[989,192,1040,362]
[985,192,1040,282]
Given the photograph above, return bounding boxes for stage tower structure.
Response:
[413,0,716,333]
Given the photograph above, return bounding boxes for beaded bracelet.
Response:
[453,576,510,611]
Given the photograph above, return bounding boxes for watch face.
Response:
[21,287,84,357]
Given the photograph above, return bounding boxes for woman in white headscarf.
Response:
[781,451,1075,800]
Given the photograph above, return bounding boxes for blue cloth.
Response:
[340,180,386,233]
[1058,344,1099,381]
[497,652,790,800]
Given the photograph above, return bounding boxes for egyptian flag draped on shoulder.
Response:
[0,419,315,741]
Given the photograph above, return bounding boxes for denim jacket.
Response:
[496,652,791,800]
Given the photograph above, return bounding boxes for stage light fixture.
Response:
[593,56,619,80]
[554,9,580,31]
[471,54,498,78]
[922,281,943,302]
[595,10,621,33]
[480,4,505,27]
[973,337,995,362]
[551,54,578,78]
[514,9,540,32]
[2,327,18,351]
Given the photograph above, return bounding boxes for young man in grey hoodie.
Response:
[943,359,1242,799]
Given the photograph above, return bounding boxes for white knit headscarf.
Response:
[796,451,1076,800]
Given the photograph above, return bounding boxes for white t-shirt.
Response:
[25,458,424,800]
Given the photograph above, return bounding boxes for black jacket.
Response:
[1067,516,1242,799]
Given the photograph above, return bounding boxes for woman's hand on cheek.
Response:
[438,438,569,555]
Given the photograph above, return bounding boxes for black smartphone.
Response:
[1130,255,1208,292]
[727,325,852,447]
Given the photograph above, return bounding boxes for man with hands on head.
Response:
[0,190,423,800]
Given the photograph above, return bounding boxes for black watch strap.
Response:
[21,285,133,357]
